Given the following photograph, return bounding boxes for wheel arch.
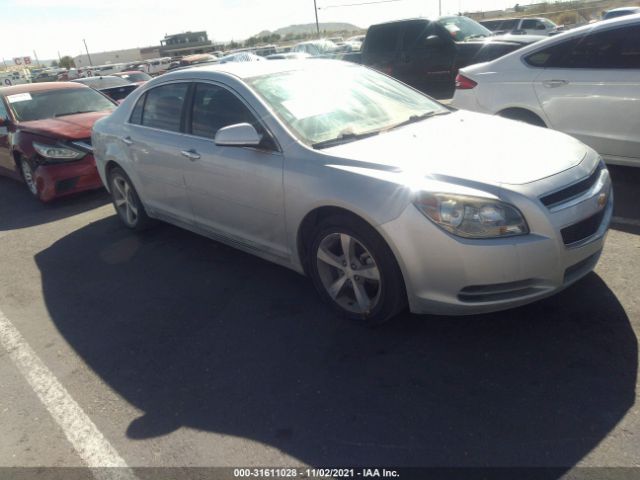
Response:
[497,107,548,127]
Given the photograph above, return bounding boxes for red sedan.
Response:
[0,82,116,202]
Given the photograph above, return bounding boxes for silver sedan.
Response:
[92,60,612,324]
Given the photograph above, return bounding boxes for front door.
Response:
[181,82,286,257]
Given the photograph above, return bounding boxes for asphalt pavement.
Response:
[0,165,638,478]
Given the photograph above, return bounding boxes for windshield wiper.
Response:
[54,110,97,117]
[312,130,380,149]
[384,110,450,132]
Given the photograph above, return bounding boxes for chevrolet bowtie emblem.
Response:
[597,192,607,208]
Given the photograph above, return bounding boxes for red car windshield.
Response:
[6,88,115,122]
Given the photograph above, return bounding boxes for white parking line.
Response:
[0,308,138,480]
[612,216,640,228]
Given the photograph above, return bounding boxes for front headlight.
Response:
[33,142,84,160]
[414,193,529,239]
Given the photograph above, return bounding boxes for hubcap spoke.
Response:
[327,276,348,300]
[317,246,343,270]
[352,281,371,311]
[340,234,353,265]
[357,265,380,281]
[115,198,126,207]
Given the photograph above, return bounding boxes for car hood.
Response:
[18,111,112,140]
[321,111,587,186]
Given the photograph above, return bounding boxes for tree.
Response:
[59,56,75,69]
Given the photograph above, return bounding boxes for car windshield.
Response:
[247,64,447,147]
[117,72,151,82]
[74,76,132,88]
[6,87,115,122]
[437,16,493,41]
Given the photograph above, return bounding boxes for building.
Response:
[74,48,144,68]
[159,31,213,57]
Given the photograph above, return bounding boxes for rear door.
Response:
[181,82,287,257]
[533,23,640,163]
[519,19,550,35]
[123,82,195,222]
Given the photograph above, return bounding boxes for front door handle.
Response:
[543,79,568,88]
[181,149,201,161]
[121,136,133,145]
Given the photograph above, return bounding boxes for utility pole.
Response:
[83,39,93,66]
[33,50,41,67]
[314,0,320,37]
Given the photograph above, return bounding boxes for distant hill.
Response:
[256,22,362,38]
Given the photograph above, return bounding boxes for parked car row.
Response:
[0,14,628,324]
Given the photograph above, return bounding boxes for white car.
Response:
[452,15,640,168]
[481,17,559,36]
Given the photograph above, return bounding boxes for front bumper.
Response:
[379,170,613,316]
[34,154,104,202]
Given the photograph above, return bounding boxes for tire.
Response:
[18,157,42,200]
[307,214,407,326]
[499,109,547,128]
[108,166,153,231]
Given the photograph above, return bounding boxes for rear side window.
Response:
[557,25,640,69]
[141,83,189,132]
[129,94,145,124]
[525,25,640,69]
[521,19,543,30]
[365,24,401,53]
[499,19,519,30]
[525,38,579,67]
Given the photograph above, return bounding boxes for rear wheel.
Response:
[308,215,406,325]
[108,166,153,231]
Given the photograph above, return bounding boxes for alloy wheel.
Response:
[316,232,381,314]
[20,159,38,196]
[112,175,139,227]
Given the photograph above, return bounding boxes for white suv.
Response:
[452,15,640,168]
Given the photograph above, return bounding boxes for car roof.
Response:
[0,81,87,96]
[160,59,353,82]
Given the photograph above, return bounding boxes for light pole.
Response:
[83,39,93,66]
[314,0,320,37]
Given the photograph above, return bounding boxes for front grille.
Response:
[540,163,603,208]
[561,209,606,245]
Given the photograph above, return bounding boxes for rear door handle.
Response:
[121,136,133,145]
[543,79,568,88]
[181,149,201,161]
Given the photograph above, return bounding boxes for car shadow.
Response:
[0,177,110,231]
[35,216,637,470]
[609,165,640,235]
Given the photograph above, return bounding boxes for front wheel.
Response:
[108,166,153,231]
[18,157,41,200]
[308,216,407,325]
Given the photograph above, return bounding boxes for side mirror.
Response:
[214,123,262,147]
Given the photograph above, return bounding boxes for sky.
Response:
[2,0,553,61]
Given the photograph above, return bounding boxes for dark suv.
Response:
[361,16,540,96]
